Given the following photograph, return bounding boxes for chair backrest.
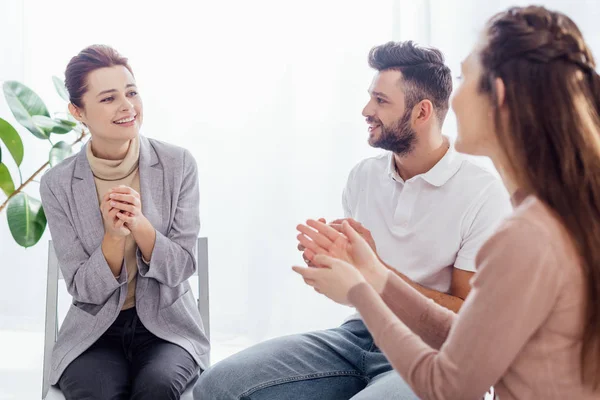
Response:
[196,237,210,341]
[42,238,210,399]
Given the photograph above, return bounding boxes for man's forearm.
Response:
[385,265,464,313]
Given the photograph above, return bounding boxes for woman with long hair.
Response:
[293,6,600,399]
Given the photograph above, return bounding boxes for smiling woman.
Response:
[38,45,209,399]
[65,46,143,160]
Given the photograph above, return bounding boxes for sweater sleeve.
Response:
[379,270,456,350]
[348,218,562,400]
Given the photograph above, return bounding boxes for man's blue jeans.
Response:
[194,319,419,399]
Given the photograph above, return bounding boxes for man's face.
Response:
[362,70,417,155]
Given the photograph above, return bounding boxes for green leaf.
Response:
[52,76,69,101]
[54,111,77,123]
[6,192,47,248]
[0,162,15,196]
[32,115,74,135]
[49,141,73,166]
[0,117,24,166]
[3,81,49,139]
[56,118,77,128]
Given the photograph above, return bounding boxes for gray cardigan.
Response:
[40,135,210,385]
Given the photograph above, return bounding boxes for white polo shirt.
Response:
[343,143,512,294]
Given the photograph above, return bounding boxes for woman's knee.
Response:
[59,349,129,400]
[132,365,191,400]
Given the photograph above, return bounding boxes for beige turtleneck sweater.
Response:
[86,136,140,311]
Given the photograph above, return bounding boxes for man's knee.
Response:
[194,332,356,400]
[195,357,249,399]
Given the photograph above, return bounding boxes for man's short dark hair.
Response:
[368,41,453,123]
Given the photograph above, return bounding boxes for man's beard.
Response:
[368,109,417,155]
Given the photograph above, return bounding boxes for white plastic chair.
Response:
[42,237,210,400]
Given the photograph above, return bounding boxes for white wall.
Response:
[1,1,600,398]
[0,0,51,331]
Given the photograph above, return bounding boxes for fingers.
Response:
[332,218,366,234]
[298,218,326,249]
[116,212,134,224]
[108,208,130,222]
[329,223,342,233]
[108,207,121,219]
[302,252,311,264]
[302,250,311,264]
[109,200,135,214]
[303,248,316,261]
[110,185,131,194]
[344,218,363,230]
[297,218,327,260]
[101,190,139,220]
[115,216,126,228]
[296,232,326,257]
[114,215,131,233]
[306,250,326,268]
[301,248,321,267]
[110,185,139,197]
[292,266,319,280]
[312,253,335,268]
[101,193,112,213]
[346,220,374,244]
[108,193,139,206]
[296,224,333,250]
[306,219,341,242]
[341,220,363,243]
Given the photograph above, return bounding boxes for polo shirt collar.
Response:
[385,138,463,187]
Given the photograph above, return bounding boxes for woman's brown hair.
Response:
[65,44,133,108]
[479,6,600,388]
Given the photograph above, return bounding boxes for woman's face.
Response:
[451,46,500,158]
[70,65,143,144]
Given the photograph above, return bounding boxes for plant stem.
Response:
[0,130,87,213]
[0,162,49,212]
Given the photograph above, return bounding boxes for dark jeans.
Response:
[58,307,199,400]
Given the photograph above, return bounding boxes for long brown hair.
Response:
[479,6,600,388]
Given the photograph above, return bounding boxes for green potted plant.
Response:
[0,78,87,248]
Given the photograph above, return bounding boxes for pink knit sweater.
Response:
[349,195,598,399]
